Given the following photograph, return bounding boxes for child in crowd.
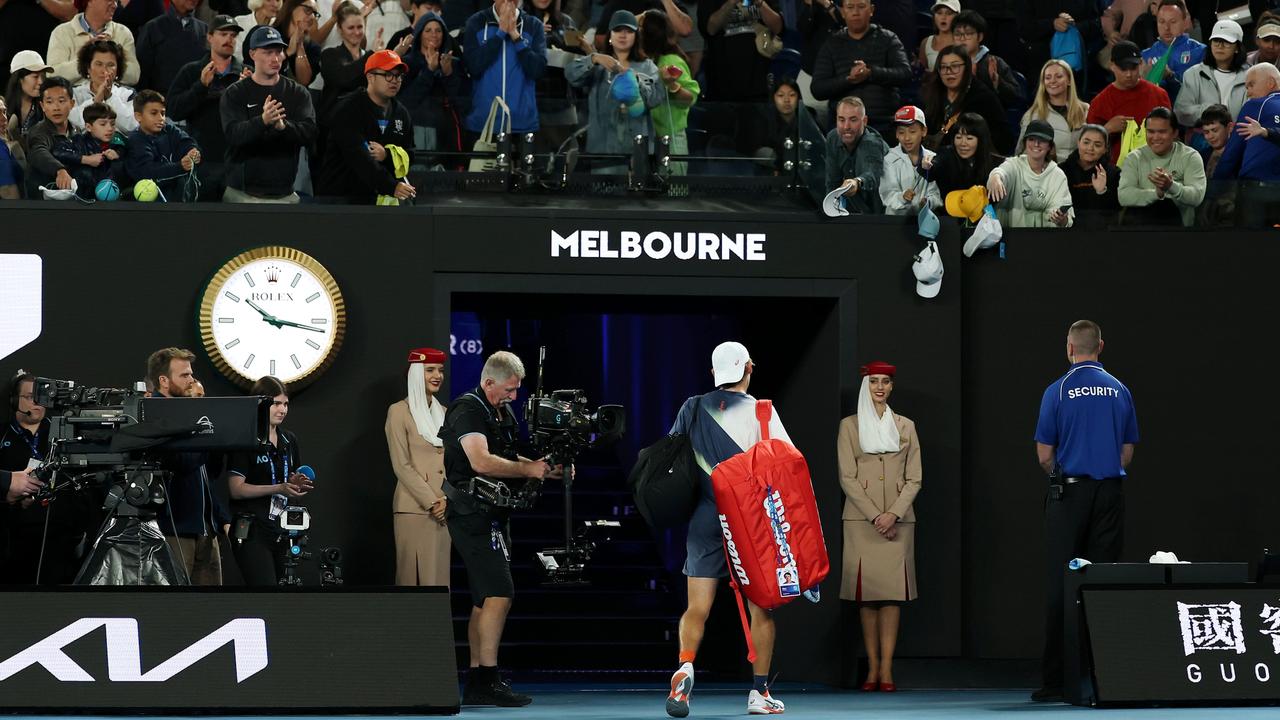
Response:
[1198,103,1234,224]
[52,101,126,200]
[951,10,1024,108]
[124,90,201,201]
[881,105,941,215]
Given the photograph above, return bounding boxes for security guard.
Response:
[439,350,555,708]
[1031,319,1139,702]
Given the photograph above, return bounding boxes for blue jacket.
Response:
[1142,34,1204,101]
[52,131,128,199]
[1215,93,1280,183]
[125,121,199,200]
[462,6,547,134]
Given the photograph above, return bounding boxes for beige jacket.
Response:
[837,413,922,523]
[47,15,140,86]
[385,399,446,514]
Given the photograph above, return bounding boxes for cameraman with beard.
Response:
[439,350,558,708]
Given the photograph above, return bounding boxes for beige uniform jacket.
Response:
[836,413,922,523]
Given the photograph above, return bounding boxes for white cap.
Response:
[963,208,1003,257]
[1210,19,1243,44]
[712,342,751,386]
[911,241,944,299]
[1259,23,1280,40]
[932,0,960,13]
[9,50,53,75]
[822,184,849,217]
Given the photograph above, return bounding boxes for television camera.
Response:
[26,374,269,584]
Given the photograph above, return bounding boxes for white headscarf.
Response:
[407,365,444,447]
[857,375,900,454]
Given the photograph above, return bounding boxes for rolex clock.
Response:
[199,246,347,389]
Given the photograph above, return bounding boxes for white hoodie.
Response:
[879,144,942,216]
[69,79,138,133]
[989,155,1074,228]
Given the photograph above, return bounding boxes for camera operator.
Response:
[225,375,313,586]
[440,350,559,708]
[1,372,54,584]
[146,347,231,585]
[2,371,98,585]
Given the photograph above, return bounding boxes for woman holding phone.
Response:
[226,375,313,586]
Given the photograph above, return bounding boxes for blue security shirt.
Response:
[1034,361,1139,480]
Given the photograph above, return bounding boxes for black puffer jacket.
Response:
[809,24,912,127]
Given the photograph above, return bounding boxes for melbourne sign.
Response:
[551,230,767,261]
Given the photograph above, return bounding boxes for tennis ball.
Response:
[95,178,121,202]
[134,179,159,202]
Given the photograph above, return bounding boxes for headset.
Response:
[9,370,32,415]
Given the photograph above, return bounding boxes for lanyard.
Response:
[267,435,291,485]
[10,422,43,461]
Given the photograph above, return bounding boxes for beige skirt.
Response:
[839,520,918,602]
[393,512,451,586]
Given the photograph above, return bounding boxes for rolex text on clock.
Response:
[200,246,347,389]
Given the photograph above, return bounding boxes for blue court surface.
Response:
[17,685,1277,719]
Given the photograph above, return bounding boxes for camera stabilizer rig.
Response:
[525,347,625,585]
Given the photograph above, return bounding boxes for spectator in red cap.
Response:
[838,360,922,693]
[386,347,451,587]
[880,104,941,215]
[47,0,141,86]
[316,49,416,203]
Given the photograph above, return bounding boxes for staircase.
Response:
[449,463,683,682]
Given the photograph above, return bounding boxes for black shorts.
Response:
[447,506,514,608]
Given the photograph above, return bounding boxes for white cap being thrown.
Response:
[912,241,944,299]
[712,341,751,387]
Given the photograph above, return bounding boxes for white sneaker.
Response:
[666,662,694,718]
[747,689,785,714]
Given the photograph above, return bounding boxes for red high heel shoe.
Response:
[861,680,879,692]
[878,681,897,693]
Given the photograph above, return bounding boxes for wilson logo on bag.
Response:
[711,400,829,661]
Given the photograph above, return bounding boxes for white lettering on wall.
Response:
[551,231,767,261]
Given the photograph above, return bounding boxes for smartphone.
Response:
[1057,205,1072,215]
[665,64,684,79]
[564,29,582,45]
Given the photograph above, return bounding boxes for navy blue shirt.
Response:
[1034,361,1139,479]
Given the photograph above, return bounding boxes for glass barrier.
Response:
[4,81,1278,230]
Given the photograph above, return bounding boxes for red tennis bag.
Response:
[711,400,829,661]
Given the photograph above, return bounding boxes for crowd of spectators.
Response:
[0,0,1277,226]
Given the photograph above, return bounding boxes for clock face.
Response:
[200,247,346,389]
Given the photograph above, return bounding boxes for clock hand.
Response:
[273,318,327,333]
[246,299,283,327]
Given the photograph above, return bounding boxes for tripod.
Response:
[73,469,189,586]
[276,531,309,587]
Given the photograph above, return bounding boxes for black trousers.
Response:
[230,522,286,586]
[1041,478,1124,690]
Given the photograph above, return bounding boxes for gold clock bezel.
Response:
[199,246,347,391]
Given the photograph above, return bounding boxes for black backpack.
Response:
[628,399,702,528]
